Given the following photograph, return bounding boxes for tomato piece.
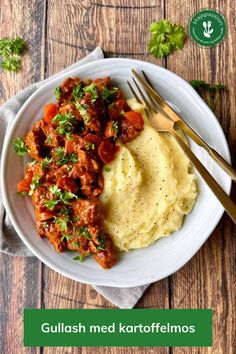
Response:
[125,111,144,131]
[56,177,78,193]
[17,171,33,193]
[98,139,115,163]
[44,103,58,124]
[35,210,54,221]
[104,121,117,138]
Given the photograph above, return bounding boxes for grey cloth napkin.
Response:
[0,47,149,309]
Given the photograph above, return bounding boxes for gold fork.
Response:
[127,78,236,224]
[132,69,236,182]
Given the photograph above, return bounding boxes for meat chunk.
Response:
[25,120,46,161]
[72,199,103,225]
[119,119,139,143]
[93,235,117,269]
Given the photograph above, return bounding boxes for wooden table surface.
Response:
[0,1,236,353]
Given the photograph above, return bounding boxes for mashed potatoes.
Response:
[100,99,198,251]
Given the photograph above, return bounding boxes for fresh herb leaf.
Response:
[42,157,52,169]
[0,37,26,72]
[73,254,85,262]
[54,216,70,232]
[112,121,119,134]
[29,176,41,195]
[61,234,74,242]
[49,185,78,204]
[97,235,105,251]
[55,86,61,100]
[78,227,91,240]
[190,80,227,111]
[54,147,78,165]
[148,19,185,58]
[60,207,70,216]
[46,136,52,145]
[1,55,21,71]
[102,86,118,101]
[85,142,95,150]
[73,215,80,222]
[104,166,111,172]
[75,103,91,124]
[13,137,28,156]
[83,83,99,103]
[72,83,84,101]
[44,199,59,210]
[52,113,76,136]
[189,80,226,93]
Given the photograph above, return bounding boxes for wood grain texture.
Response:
[0,1,46,353]
[166,0,236,353]
[0,0,235,353]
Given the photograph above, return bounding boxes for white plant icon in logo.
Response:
[203,21,214,38]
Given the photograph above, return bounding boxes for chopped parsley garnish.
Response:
[54,216,70,232]
[29,176,41,195]
[46,136,52,145]
[101,86,119,101]
[78,227,91,240]
[83,83,99,103]
[148,19,185,58]
[85,142,95,150]
[75,103,91,124]
[112,121,119,134]
[60,207,70,216]
[42,157,52,169]
[97,235,105,251]
[55,86,61,100]
[104,167,111,172]
[44,199,59,210]
[61,234,74,242]
[73,215,80,222]
[54,147,78,165]
[72,83,84,101]
[12,137,28,156]
[0,37,26,72]
[73,254,85,262]
[52,113,76,136]
[49,185,78,204]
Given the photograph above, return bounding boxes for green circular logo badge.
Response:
[189,9,227,47]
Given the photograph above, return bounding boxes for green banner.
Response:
[24,309,212,347]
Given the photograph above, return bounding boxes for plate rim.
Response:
[1,57,232,287]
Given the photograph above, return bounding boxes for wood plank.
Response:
[0,0,46,353]
[43,0,169,353]
[166,0,236,353]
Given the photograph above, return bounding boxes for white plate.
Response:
[1,58,231,287]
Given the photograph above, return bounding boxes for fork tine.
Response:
[127,81,142,104]
[141,70,161,111]
[127,80,152,118]
[132,78,157,114]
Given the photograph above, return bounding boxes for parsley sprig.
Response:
[102,86,118,102]
[54,147,78,165]
[83,83,99,103]
[0,37,26,72]
[190,80,227,111]
[75,103,91,124]
[49,185,78,204]
[52,113,76,138]
[148,19,185,58]
[12,137,28,156]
